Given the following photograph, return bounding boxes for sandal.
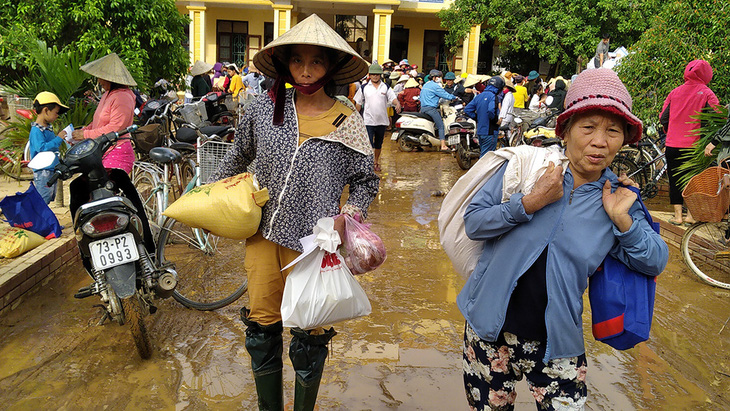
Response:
[374,164,381,172]
[668,218,683,226]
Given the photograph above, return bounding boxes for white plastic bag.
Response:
[281,217,372,329]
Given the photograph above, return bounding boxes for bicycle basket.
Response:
[178,100,208,127]
[132,123,164,154]
[198,139,233,183]
[223,94,237,112]
[682,166,730,222]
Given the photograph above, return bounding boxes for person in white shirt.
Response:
[354,62,401,171]
[499,77,516,127]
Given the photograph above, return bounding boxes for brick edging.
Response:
[0,235,79,314]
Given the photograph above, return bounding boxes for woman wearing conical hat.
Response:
[208,14,378,411]
[70,53,137,174]
[190,60,214,99]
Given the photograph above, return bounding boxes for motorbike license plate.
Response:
[447,135,460,146]
[89,233,139,270]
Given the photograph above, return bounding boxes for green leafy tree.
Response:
[616,0,730,123]
[0,0,190,90]
[439,0,660,76]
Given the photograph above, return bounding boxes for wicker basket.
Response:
[682,166,730,222]
[132,123,164,154]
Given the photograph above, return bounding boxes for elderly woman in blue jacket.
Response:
[458,69,668,410]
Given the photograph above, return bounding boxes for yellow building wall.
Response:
[391,15,446,72]
[176,5,273,66]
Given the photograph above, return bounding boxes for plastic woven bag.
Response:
[0,183,62,239]
[0,227,45,258]
[280,217,372,329]
[162,172,268,239]
[340,214,386,275]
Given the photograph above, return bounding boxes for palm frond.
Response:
[676,106,729,187]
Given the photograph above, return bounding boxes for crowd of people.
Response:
[25,16,730,411]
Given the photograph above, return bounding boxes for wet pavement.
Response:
[1,138,730,410]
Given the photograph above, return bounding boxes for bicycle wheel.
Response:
[610,153,647,190]
[157,216,248,310]
[133,170,163,228]
[681,222,730,289]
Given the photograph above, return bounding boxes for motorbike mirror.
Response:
[28,151,56,170]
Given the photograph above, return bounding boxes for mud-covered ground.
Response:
[1,140,729,410]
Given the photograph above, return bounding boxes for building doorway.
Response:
[423,30,449,73]
[389,27,409,63]
[477,37,495,74]
[217,20,248,69]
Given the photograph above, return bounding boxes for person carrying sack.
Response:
[208,14,378,411]
[457,69,668,409]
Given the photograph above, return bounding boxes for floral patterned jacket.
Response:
[210,89,380,252]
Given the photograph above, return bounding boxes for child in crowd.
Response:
[29,92,69,204]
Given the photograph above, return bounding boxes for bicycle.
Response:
[135,120,247,311]
[680,165,730,289]
[610,125,667,200]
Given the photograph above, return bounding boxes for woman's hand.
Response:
[602,180,635,232]
[333,214,346,244]
[705,142,716,157]
[58,130,67,140]
[72,129,85,141]
[522,162,564,214]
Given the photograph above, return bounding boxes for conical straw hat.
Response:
[404,78,419,88]
[253,14,368,85]
[80,53,137,86]
[463,74,482,88]
[191,60,214,76]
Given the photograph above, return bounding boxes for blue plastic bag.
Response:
[589,186,660,350]
[0,182,62,239]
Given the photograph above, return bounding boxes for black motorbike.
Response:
[48,125,177,359]
[446,111,478,170]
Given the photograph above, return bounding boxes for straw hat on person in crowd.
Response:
[502,76,516,92]
[404,78,419,88]
[80,53,137,86]
[463,74,482,88]
[252,14,368,86]
[191,60,214,76]
[389,71,401,81]
[398,74,410,84]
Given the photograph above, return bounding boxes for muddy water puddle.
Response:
[1,140,729,410]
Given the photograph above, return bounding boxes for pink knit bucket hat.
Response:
[556,68,643,145]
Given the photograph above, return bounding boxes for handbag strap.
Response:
[624,185,659,234]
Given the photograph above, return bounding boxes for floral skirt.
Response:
[462,322,588,410]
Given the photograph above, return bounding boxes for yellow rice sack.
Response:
[163,172,269,239]
[0,227,46,258]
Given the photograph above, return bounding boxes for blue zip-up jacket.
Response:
[457,162,668,363]
[464,84,500,136]
[28,122,63,170]
[419,81,455,108]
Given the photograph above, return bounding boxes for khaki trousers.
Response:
[245,232,301,325]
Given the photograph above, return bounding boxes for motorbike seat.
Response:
[149,147,182,164]
[451,121,475,129]
[175,127,197,143]
[170,141,196,154]
[403,112,435,121]
[200,125,232,138]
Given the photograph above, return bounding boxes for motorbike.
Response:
[393,100,464,152]
[200,91,235,126]
[446,111,478,170]
[44,125,178,359]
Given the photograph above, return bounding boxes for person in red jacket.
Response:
[398,78,421,112]
[660,59,720,225]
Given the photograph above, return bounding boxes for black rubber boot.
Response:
[241,307,284,411]
[289,327,337,411]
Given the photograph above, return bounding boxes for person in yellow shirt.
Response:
[227,64,244,97]
[512,74,529,109]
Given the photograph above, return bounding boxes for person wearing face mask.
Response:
[209,15,378,411]
[419,69,457,151]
